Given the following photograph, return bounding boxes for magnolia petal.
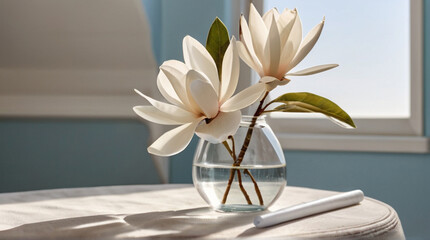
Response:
[185,69,217,117]
[189,76,219,119]
[278,9,297,48]
[157,70,183,107]
[262,8,280,29]
[159,66,190,108]
[278,40,295,76]
[159,60,189,96]
[263,15,281,77]
[148,119,202,157]
[240,15,262,70]
[134,89,192,119]
[162,59,189,74]
[259,76,279,84]
[286,64,339,76]
[259,76,287,91]
[220,37,240,103]
[133,106,193,125]
[237,41,263,76]
[264,78,290,91]
[290,18,325,70]
[220,83,267,112]
[157,60,190,109]
[195,110,241,143]
[249,3,268,64]
[183,36,219,93]
[288,9,302,60]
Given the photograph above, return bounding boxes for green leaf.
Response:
[269,92,356,129]
[206,17,230,80]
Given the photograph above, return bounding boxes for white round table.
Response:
[0,184,405,239]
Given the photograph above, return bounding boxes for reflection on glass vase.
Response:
[193,116,286,212]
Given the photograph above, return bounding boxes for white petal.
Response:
[162,59,189,74]
[286,64,339,76]
[259,76,278,83]
[158,60,190,107]
[249,3,268,64]
[290,18,325,70]
[259,76,289,91]
[220,83,267,112]
[183,36,219,93]
[148,119,202,156]
[133,106,193,125]
[278,9,297,48]
[157,70,183,107]
[278,40,295,76]
[220,37,240,103]
[188,73,219,118]
[185,70,218,117]
[263,78,290,91]
[263,15,281,77]
[159,66,190,109]
[262,8,280,29]
[239,15,262,71]
[134,89,193,119]
[237,41,263,76]
[195,111,241,143]
[287,9,302,60]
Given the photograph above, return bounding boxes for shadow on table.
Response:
[0,207,262,239]
[0,184,191,205]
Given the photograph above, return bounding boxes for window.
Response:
[246,0,428,152]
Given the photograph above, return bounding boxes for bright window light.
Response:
[264,0,410,118]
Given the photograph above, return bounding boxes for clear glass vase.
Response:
[192,116,286,212]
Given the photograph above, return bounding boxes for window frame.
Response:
[236,0,429,153]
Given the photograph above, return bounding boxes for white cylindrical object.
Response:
[254,190,364,228]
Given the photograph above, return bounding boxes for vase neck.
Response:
[240,115,266,127]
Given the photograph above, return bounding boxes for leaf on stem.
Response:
[269,92,356,129]
[206,17,230,80]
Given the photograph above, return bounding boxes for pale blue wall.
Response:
[143,0,233,64]
[0,119,160,192]
[142,1,430,239]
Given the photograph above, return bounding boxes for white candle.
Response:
[254,190,364,228]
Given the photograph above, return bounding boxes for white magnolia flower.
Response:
[238,3,338,89]
[134,36,266,156]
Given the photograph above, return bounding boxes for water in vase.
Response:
[193,163,286,212]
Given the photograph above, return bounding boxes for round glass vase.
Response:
[192,116,286,212]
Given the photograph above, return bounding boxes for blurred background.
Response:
[0,0,429,239]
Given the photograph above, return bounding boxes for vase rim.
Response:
[240,115,266,126]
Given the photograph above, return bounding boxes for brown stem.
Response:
[221,92,269,206]
[234,92,268,205]
[236,92,269,164]
[221,137,252,205]
[222,140,235,161]
[221,168,236,204]
[237,169,252,205]
[228,136,237,163]
[244,169,263,205]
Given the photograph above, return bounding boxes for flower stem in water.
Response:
[221,91,269,206]
[237,169,252,204]
[244,169,264,205]
[221,137,252,205]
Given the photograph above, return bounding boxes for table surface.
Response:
[0,184,404,239]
